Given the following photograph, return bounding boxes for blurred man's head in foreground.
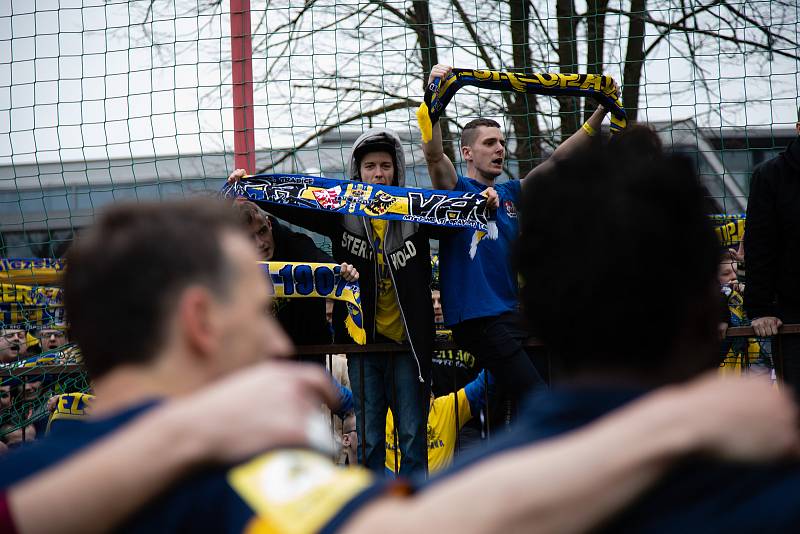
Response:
[516,143,720,386]
[64,199,292,387]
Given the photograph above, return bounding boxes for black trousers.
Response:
[451,311,547,400]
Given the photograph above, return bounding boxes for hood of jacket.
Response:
[348,127,406,188]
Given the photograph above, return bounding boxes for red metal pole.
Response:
[230,0,256,172]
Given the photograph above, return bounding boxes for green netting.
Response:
[1,0,798,439]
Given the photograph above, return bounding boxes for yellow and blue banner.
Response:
[0,258,65,286]
[711,214,746,248]
[1,282,65,329]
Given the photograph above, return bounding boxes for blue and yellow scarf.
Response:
[224,174,498,258]
[262,261,365,345]
[417,69,627,142]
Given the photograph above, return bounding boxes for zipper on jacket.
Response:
[362,218,424,383]
[362,218,379,340]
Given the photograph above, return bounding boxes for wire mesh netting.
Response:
[1,1,798,439]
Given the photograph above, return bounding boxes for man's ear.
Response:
[178,286,217,359]
[461,145,472,162]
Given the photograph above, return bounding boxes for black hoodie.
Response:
[744,136,800,319]
[269,218,334,347]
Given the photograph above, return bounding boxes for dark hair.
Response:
[64,199,242,379]
[515,147,720,383]
[461,118,501,147]
[233,200,269,227]
[607,124,663,164]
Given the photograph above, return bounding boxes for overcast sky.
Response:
[2,0,798,169]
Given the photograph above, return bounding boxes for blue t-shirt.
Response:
[0,401,392,534]
[439,176,522,326]
[422,387,800,532]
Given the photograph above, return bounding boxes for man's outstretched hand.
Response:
[228,168,247,184]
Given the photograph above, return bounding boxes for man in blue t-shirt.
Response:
[421,64,614,399]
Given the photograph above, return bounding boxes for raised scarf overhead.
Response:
[417,69,627,143]
[0,258,65,286]
[223,174,498,258]
[261,261,366,345]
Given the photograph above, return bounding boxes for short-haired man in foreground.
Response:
[441,146,800,531]
[0,199,797,534]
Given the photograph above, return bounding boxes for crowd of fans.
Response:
[0,65,799,532]
[0,327,78,453]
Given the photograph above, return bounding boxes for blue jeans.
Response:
[348,344,429,476]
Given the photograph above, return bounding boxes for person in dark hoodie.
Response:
[744,107,800,389]
[429,141,800,533]
[233,200,358,355]
[228,128,436,476]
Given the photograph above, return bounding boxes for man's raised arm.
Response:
[421,65,459,191]
[521,103,609,187]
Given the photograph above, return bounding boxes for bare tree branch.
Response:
[622,0,647,123]
[407,0,457,160]
[608,6,800,61]
[556,0,580,136]
[643,0,723,57]
[529,1,559,56]
[367,0,413,25]
[450,0,498,71]
[720,0,798,49]
[583,0,610,121]
[257,101,419,173]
